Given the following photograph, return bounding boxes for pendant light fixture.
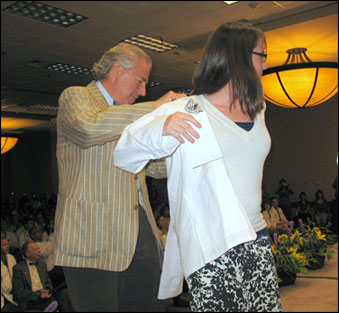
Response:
[261,48,338,109]
[1,136,19,154]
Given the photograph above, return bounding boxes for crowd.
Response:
[2,175,337,312]
[1,192,72,312]
[261,179,338,237]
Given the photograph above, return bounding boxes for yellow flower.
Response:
[316,230,326,241]
[271,244,277,255]
[299,237,304,245]
[291,232,297,243]
[278,234,288,243]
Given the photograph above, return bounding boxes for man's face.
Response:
[272,199,278,208]
[25,220,34,231]
[111,57,150,105]
[1,239,10,254]
[27,242,41,261]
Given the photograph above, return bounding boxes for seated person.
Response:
[262,197,290,235]
[30,227,66,287]
[296,191,312,225]
[1,219,20,261]
[313,189,331,227]
[1,235,20,312]
[15,216,35,249]
[12,241,58,312]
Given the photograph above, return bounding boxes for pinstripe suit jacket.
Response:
[53,80,164,272]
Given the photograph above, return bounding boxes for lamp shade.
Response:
[1,136,19,154]
[262,48,338,109]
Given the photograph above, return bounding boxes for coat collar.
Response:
[87,80,110,111]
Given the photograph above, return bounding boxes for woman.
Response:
[114,22,281,312]
[296,191,312,225]
[313,189,330,227]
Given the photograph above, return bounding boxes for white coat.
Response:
[114,96,257,299]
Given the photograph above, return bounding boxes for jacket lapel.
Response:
[23,263,32,288]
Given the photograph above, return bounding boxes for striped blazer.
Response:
[53,80,164,272]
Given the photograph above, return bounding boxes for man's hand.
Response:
[39,289,52,299]
[162,112,201,144]
[153,91,187,109]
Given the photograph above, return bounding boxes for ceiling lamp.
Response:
[1,136,19,154]
[262,48,338,109]
[121,34,179,53]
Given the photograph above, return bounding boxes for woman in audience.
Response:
[313,189,331,227]
[296,191,312,225]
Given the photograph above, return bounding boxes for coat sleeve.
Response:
[57,86,154,149]
[113,108,180,174]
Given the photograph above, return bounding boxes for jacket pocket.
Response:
[57,198,107,258]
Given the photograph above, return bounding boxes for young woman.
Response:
[114,22,282,312]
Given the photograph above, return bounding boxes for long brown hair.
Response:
[192,22,266,120]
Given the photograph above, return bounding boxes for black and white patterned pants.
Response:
[186,229,282,312]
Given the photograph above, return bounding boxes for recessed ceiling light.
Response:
[223,1,239,5]
[121,34,179,53]
[4,1,87,28]
[47,63,92,76]
[172,87,192,95]
[149,81,161,87]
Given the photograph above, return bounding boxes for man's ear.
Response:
[110,61,123,80]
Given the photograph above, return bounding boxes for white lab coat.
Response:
[114,96,257,299]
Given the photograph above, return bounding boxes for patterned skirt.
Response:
[186,229,282,312]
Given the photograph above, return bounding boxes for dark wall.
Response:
[1,95,338,204]
[263,94,338,202]
[1,128,58,199]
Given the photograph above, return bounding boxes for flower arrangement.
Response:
[291,219,337,269]
[271,231,309,285]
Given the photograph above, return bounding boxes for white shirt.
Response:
[96,80,114,105]
[26,260,43,292]
[201,95,270,231]
[114,95,270,299]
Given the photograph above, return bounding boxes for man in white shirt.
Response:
[1,235,19,311]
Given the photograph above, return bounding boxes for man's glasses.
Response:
[252,51,268,63]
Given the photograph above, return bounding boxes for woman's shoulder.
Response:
[157,95,201,114]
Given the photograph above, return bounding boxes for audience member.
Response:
[312,189,331,227]
[296,191,312,225]
[1,218,19,258]
[30,227,66,288]
[8,192,19,216]
[15,216,34,249]
[275,178,294,220]
[1,235,20,312]
[12,242,58,311]
[34,212,49,241]
[31,193,42,211]
[9,215,21,234]
[47,193,57,207]
[262,198,289,236]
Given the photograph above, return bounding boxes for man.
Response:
[15,216,34,249]
[1,218,19,260]
[269,196,290,234]
[53,42,185,311]
[1,235,20,312]
[12,242,58,311]
[30,227,65,288]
